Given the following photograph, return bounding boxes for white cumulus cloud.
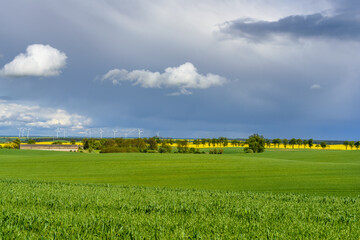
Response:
[0,44,67,77]
[101,62,227,95]
[0,100,91,129]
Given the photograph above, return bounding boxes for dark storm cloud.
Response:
[220,12,360,41]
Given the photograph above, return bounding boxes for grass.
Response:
[1,179,359,239]
[1,148,360,238]
[0,148,360,195]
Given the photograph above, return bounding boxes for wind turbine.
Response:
[156,131,160,138]
[26,128,32,139]
[56,127,61,138]
[138,128,143,138]
[21,128,25,137]
[17,127,22,138]
[99,128,104,138]
[112,129,118,138]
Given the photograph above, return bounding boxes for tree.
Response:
[176,140,188,153]
[349,141,355,150]
[308,139,313,149]
[70,139,76,145]
[355,141,360,150]
[159,142,172,153]
[193,139,200,148]
[282,139,289,149]
[265,139,271,148]
[27,139,36,144]
[272,138,281,148]
[320,142,327,149]
[296,139,303,148]
[13,138,21,149]
[244,134,265,153]
[223,137,229,147]
[303,140,308,149]
[211,138,216,147]
[289,138,296,149]
[343,141,349,150]
[147,137,158,151]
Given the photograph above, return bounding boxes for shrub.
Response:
[244,147,254,153]
[159,145,172,153]
[100,147,139,153]
[218,149,224,154]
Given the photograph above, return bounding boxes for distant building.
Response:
[20,144,79,152]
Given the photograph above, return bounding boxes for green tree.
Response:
[159,142,171,153]
[245,134,265,153]
[349,141,355,150]
[13,138,21,149]
[303,140,308,149]
[176,140,188,153]
[211,138,216,147]
[147,137,159,151]
[265,139,271,148]
[27,139,36,144]
[320,142,327,149]
[193,139,201,148]
[343,141,349,150]
[282,139,289,149]
[296,139,303,148]
[207,139,211,147]
[223,137,229,147]
[355,141,360,150]
[272,138,281,148]
[308,139,313,149]
[289,138,296,149]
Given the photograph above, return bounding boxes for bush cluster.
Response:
[209,148,224,154]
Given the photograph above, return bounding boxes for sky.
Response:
[0,0,359,140]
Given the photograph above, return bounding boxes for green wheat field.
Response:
[1,148,360,238]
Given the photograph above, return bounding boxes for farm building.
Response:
[20,144,79,152]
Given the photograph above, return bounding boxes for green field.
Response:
[1,148,360,238]
[1,148,360,195]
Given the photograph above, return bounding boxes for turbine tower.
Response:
[26,128,32,139]
[56,127,61,138]
[138,128,143,138]
[99,128,104,138]
[17,127,22,138]
[112,129,118,138]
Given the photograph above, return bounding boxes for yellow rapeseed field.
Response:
[0,140,356,150]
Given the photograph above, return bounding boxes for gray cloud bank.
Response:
[220,12,360,41]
